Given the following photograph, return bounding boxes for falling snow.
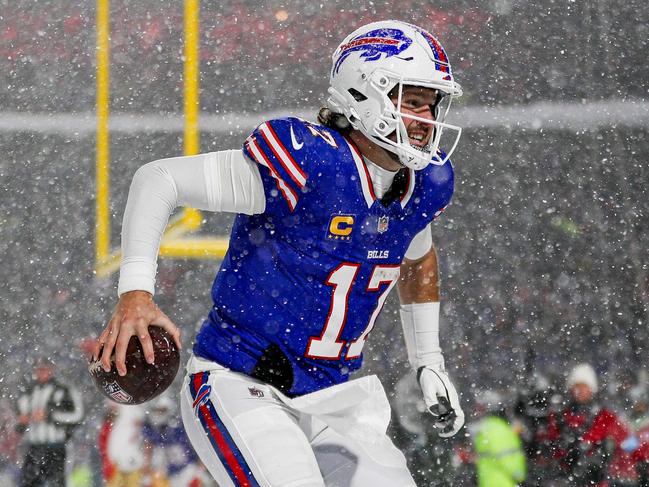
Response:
[0,0,648,486]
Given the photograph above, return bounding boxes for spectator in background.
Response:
[0,397,21,487]
[16,357,84,487]
[142,394,206,487]
[619,384,649,486]
[545,363,630,487]
[471,389,527,487]
[107,404,145,487]
[98,400,118,486]
[512,372,558,486]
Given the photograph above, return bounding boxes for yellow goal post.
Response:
[94,0,227,278]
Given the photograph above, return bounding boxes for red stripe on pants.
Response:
[199,403,252,487]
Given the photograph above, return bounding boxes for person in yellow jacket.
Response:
[473,390,527,487]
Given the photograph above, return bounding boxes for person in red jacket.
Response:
[98,401,118,484]
[545,363,630,486]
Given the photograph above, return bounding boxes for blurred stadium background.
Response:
[0,0,647,484]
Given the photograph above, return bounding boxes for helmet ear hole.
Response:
[347,88,367,102]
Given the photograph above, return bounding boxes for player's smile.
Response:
[407,128,431,148]
[389,85,439,149]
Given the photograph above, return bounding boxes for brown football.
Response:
[88,326,180,405]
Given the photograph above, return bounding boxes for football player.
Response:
[94,20,465,486]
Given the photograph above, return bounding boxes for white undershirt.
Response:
[118,150,433,296]
[364,157,396,199]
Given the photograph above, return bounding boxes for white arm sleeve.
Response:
[401,224,441,369]
[404,224,433,261]
[399,302,443,370]
[117,150,265,296]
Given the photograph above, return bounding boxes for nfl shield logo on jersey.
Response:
[377,215,389,234]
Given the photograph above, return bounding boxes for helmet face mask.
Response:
[327,21,462,170]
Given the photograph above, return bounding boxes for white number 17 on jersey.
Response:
[305,263,400,360]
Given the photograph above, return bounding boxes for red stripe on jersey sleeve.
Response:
[262,122,307,186]
[245,138,297,211]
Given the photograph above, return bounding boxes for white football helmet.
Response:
[327,20,462,170]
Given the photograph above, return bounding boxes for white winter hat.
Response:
[566,363,598,393]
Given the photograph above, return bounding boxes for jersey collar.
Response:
[344,136,415,209]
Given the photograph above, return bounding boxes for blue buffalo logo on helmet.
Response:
[333,28,412,75]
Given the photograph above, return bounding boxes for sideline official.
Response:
[16,357,84,487]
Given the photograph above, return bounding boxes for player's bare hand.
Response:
[93,290,181,376]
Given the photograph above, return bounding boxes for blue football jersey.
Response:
[193,117,454,396]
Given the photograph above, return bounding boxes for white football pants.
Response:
[180,356,416,487]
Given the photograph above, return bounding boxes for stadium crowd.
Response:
[0,0,647,485]
[1,0,647,112]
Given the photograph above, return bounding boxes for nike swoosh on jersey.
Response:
[290,125,304,150]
